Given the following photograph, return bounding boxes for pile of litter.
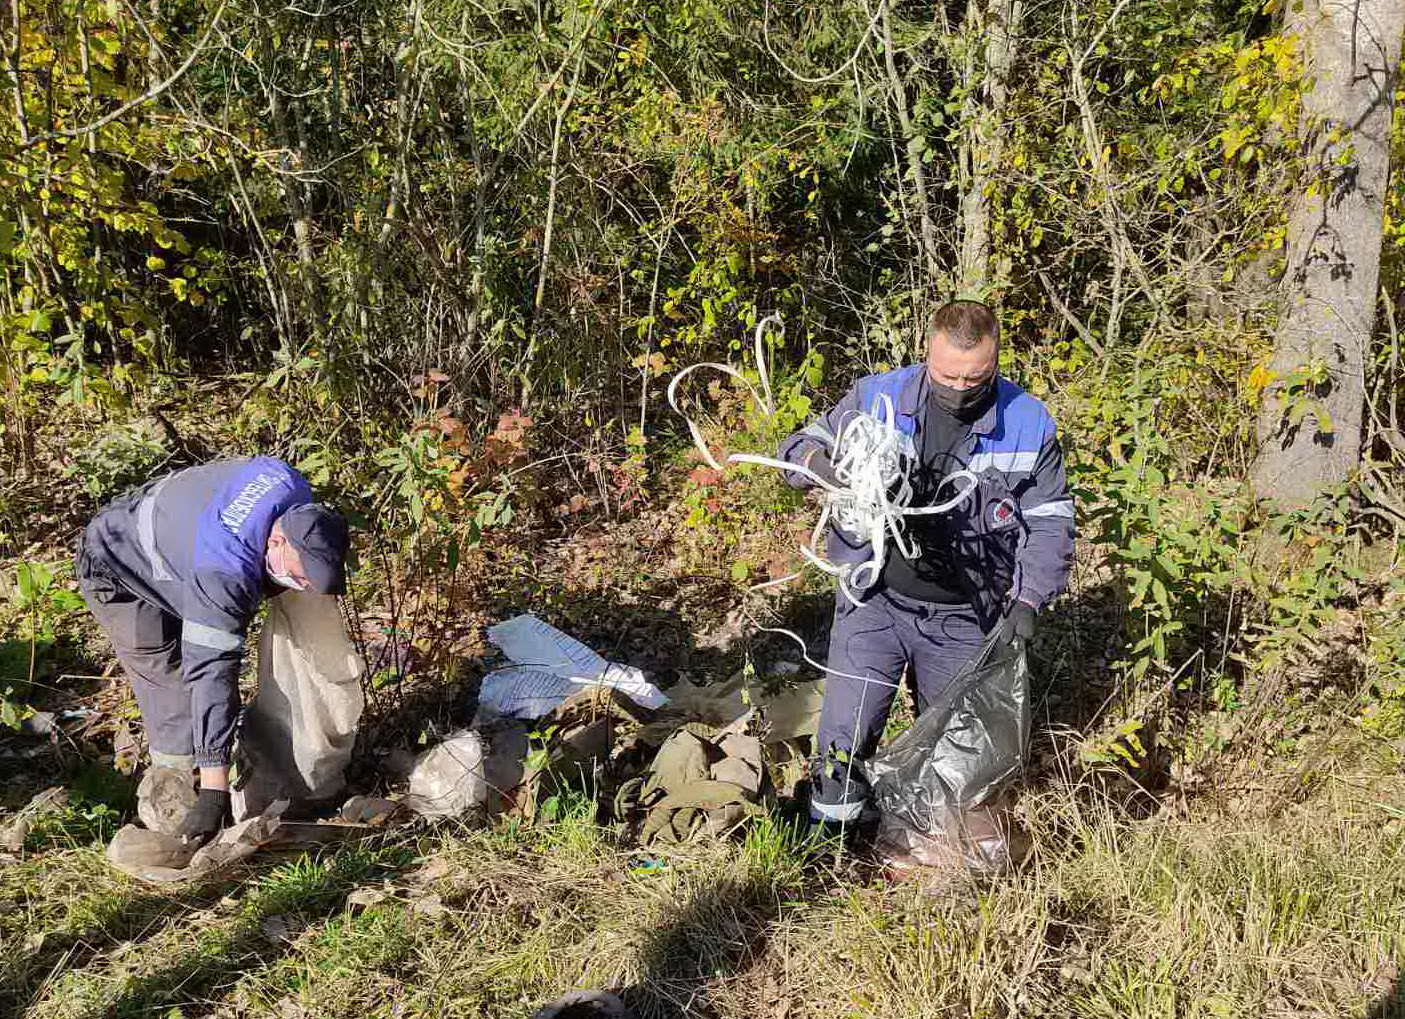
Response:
[85,600,1029,886]
[452,614,823,839]
[99,610,825,884]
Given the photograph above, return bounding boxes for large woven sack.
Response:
[232,590,365,820]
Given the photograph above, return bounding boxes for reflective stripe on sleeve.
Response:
[1025,499,1074,519]
[183,621,244,652]
[967,450,1039,473]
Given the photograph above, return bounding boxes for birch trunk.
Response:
[1252,0,1404,508]
[957,0,1023,296]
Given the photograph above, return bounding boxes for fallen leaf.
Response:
[345,888,389,912]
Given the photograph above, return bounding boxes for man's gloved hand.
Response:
[177,788,231,847]
[994,600,1037,645]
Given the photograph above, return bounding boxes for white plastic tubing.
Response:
[666,313,978,610]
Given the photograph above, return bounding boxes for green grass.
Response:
[3,754,1402,1019]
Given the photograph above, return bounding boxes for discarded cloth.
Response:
[863,633,1031,872]
[232,590,366,820]
[646,669,822,746]
[618,725,768,845]
[475,615,666,722]
[517,688,653,821]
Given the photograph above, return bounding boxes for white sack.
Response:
[402,730,489,816]
[232,590,365,821]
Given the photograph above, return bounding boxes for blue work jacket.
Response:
[778,364,1075,622]
[83,457,313,766]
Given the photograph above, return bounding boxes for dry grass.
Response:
[3,746,1403,1019]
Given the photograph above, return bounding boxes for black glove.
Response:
[994,600,1037,645]
[177,788,231,847]
[805,448,839,487]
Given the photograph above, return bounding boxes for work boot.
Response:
[136,757,197,835]
[804,817,850,851]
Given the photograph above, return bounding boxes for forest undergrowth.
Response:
[2,0,1405,1015]
[1,366,1403,1018]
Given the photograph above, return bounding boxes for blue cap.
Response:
[278,503,349,595]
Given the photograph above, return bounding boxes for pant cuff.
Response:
[149,751,195,771]
[193,747,232,769]
[810,798,864,823]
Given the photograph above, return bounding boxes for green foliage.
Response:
[1238,496,1364,678]
[0,685,33,729]
[16,762,134,850]
[1359,577,1405,737]
[1,0,1401,760]
[61,419,173,500]
[0,560,86,726]
[20,799,121,852]
[671,350,821,586]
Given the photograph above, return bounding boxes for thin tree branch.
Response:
[19,0,229,150]
[1037,269,1106,356]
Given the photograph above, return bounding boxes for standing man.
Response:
[778,301,1074,834]
[76,457,349,845]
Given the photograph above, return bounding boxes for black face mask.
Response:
[929,374,996,419]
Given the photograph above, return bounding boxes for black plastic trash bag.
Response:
[862,633,1031,872]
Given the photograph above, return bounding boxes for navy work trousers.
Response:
[75,535,193,762]
[811,589,986,823]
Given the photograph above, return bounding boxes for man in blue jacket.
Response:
[778,301,1074,832]
[76,457,349,845]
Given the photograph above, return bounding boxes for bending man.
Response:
[778,301,1074,835]
[76,457,349,845]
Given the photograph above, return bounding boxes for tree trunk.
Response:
[878,0,940,286]
[1252,0,1404,509]
[957,0,1023,296]
[255,8,326,351]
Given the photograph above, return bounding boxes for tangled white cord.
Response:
[666,313,978,607]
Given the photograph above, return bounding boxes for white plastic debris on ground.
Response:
[402,730,491,817]
[475,614,667,723]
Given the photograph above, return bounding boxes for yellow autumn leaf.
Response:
[1246,364,1276,400]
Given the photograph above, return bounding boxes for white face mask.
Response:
[266,547,308,590]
